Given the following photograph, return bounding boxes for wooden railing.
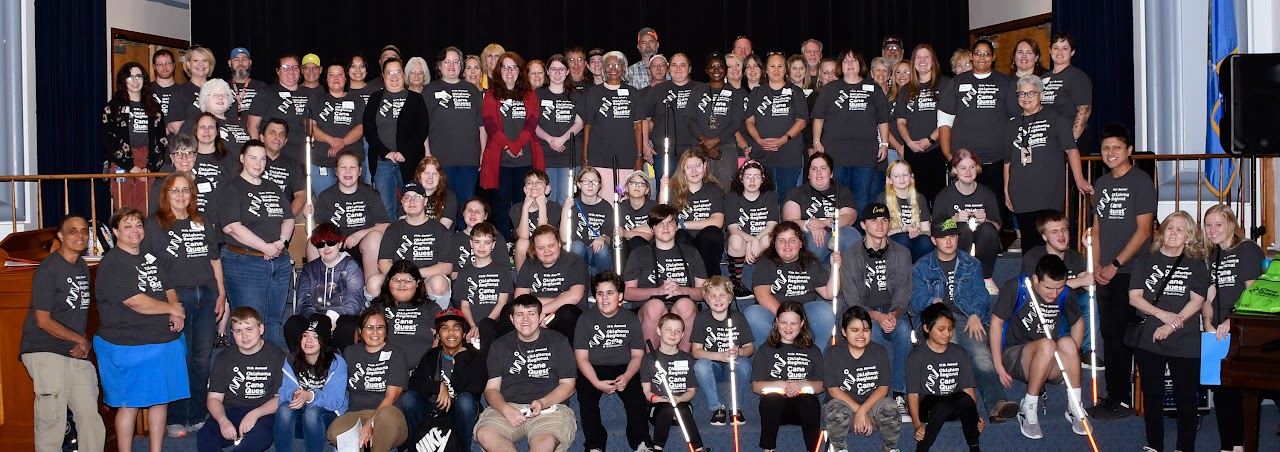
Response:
[1071,153,1273,247]
[0,172,167,245]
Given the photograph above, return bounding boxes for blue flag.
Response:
[1206,0,1238,199]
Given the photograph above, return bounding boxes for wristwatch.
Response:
[1112,258,1122,268]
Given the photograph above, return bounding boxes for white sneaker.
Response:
[1018,411,1043,439]
[165,424,187,438]
[1064,410,1087,435]
[186,421,205,434]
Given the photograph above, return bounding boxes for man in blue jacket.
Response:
[911,218,1020,423]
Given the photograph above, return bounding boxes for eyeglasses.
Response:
[409,70,426,76]
[168,187,191,194]
[568,57,584,62]
[579,180,600,186]
[363,324,386,331]
[385,70,403,76]
[209,93,232,100]
[280,65,299,71]
[627,180,648,187]
[741,174,762,181]
[605,63,623,68]
[171,151,195,159]
[390,277,417,285]
[501,65,520,72]
[1016,90,1041,98]
[126,74,145,80]
[549,67,568,73]
[317,240,340,248]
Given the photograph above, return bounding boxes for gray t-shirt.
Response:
[752,343,824,382]
[619,198,657,232]
[374,89,409,152]
[906,343,975,396]
[785,183,856,221]
[1094,168,1156,273]
[894,77,950,149]
[1004,109,1076,213]
[247,84,314,161]
[642,349,698,396]
[150,81,179,121]
[725,192,779,236]
[535,87,582,168]
[142,217,218,289]
[690,309,755,353]
[645,80,705,151]
[994,278,1083,347]
[752,257,830,304]
[95,248,179,345]
[574,307,644,366]
[20,254,91,357]
[378,219,453,268]
[194,151,238,203]
[216,176,289,248]
[812,79,891,168]
[315,185,391,238]
[265,154,306,204]
[179,114,250,156]
[452,229,509,269]
[877,192,932,230]
[453,258,514,321]
[933,184,1002,229]
[747,83,810,168]
[581,84,642,168]
[509,200,563,238]
[1129,252,1211,358]
[208,343,286,408]
[1040,65,1093,124]
[384,302,442,370]
[1208,241,1266,324]
[823,342,891,404]
[230,79,269,119]
[497,96,535,168]
[938,72,1020,163]
[624,244,708,289]
[425,80,484,167]
[515,252,589,299]
[127,101,151,150]
[677,184,724,222]
[309,92,367,167]
[487,330,575,404]
[566,198,613,244]
[938,257,960,318]
[343,342,409,411]
[689,84,748,157]
[1019,247,1088,280]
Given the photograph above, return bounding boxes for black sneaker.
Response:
[710,407,727,426]
[1091,400,1134,420]
[732,281,753,299]
[731,409,746,425]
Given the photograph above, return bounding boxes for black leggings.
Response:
[976,160,1012,228]
[902,147,949,205]
[577,364,650,450]
[1098,273,1135,403]
[651,401,704,450]
[916,392,982,452]
[958,222,1000,278]
[1135,348,1199,452]
[283,314,359,353]
[758,394,821,450]
[677,226,724,278]
[1213,385,1244,450]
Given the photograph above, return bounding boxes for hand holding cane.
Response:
[1022,277,1101,452]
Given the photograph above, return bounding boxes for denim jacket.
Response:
[911,250,991,325]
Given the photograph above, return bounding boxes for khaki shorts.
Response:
[1003,343,1064,385]
[475,403,577,452]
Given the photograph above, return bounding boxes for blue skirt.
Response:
[95,334,191,407]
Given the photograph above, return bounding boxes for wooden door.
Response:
[110,29,189,88]
[971,14,1053,77]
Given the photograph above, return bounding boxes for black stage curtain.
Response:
[1052,0,1135,153]
[193,0,970,84]
[36,0,108,228]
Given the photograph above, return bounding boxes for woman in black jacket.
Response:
[406,308,485,448]
[363,58,430,220]
[102,62,167,211]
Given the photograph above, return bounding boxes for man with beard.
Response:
[228,47,266,123]
[247,54,312,162]
[150,49,179,121]
[626,27,660,88]
[802,39,823,78]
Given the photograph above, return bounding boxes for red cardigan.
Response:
[480,89,544,189]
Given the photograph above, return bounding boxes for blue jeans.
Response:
[570,240,613,275]
[493,166,531,237]
[374,160,403,220]
[400,390,429,438]
[274,403,337,452]
[770,167,803,205]
[197,406,274,452]
[889,232,935,263]
[545,167,572,208]
[310,164,338,199]
[361,141,373,184]
[450,392,480,449]
[868,308,912,394]
[693,357,752,410]
[1077,291,1094,352]
[950,325,1009,414]
[744,300,836,352]
[844,166,885,214]
[805,226,861,264]
[444,166,480,226]
[220,248,292,350]
[168,285,217,427]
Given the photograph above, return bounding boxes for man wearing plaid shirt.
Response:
[626,27,660,87]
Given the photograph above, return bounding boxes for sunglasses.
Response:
[317,240,340,249]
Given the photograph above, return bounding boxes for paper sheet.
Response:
[335,418,362,452]
[1200,332,1231,385]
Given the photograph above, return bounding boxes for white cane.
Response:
[727,317,741,452]
[1083,229,1099,404]
[654,361,697,452]
[1022,277,1100,452]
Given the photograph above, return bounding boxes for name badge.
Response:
[279,92,291,99]
[959,84,973,92]
[617,89,630,96]
[862,84,874,92]
[319,167,328,176]
[191,222,205,231]
[541,100,554,108]
[197,182,212,193]
[782,88,792,95]
[341,101,355,109]
[143,253,156,264]
[720,90,733,96]
[433,91,449,99]
[379,351,393,361]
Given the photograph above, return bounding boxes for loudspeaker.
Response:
[1224,53,1280,155]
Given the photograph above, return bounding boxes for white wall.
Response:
[969,0,1052,30]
